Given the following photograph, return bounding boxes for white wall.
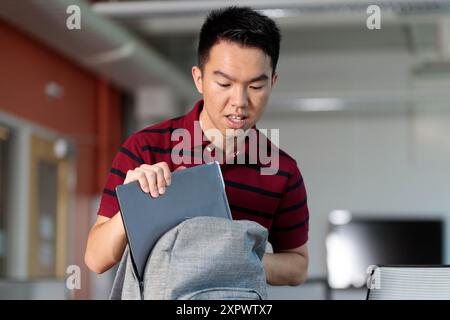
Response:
[275,51,417,95]
[259,105,450,281]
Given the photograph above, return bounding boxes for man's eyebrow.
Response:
[213,70,236,81]
[213,70,269,82]
[250,73,269,82]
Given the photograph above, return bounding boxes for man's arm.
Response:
[85,162,180,274]
[263,243,309,286]
[85,214,128,274]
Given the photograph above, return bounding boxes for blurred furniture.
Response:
[366,265,450,300]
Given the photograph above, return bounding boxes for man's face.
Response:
[192,40,278,137]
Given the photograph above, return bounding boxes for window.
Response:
[28,134,69,278]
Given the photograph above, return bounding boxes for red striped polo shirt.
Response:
[98,100,309,251]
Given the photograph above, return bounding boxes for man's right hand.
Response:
[85,161,186,273]
[124,162,185,198]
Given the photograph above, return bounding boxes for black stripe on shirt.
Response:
[110,168,126,179]
[141,145,172,154]
[141,146,201,159]
[225,180,283,198]
[272,169,291,178]
[140,128,174,134]
[242,164,291,178]
[278,197,307,214]
[103,188,116,197]
[120,147,144,164]
[286,177,304,193]
[230,204,273,220]
[272,217,309,232]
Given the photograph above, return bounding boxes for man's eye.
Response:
[250,86,263,90]
[217,83,230,88]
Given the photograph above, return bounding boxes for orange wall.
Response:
[0,19,123,194]
[0,19,123,298]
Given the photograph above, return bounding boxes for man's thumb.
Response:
[175,165,187,171]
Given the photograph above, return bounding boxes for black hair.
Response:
[197,6,281,75]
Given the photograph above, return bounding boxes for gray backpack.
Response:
[110,216,268,300]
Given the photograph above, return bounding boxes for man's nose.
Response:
[230,86,249,108]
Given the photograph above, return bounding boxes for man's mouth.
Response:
[225,114,248,129]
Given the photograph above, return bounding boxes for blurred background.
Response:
[1,0,450,299]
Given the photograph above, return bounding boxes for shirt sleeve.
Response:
[97,134,147,218]
[269,163,309,251]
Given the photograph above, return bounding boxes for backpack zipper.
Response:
[139,280,144,300]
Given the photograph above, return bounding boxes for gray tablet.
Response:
[116,161,232,280]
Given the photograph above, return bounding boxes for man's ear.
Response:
[192,66,203,94]
[271,72,278,87]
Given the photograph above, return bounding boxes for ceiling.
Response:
[91,0,450,111]
[2,0,450,112]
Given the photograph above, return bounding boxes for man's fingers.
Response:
[152,165,166,194]
[154,162,172,187]
[142,169,159,198]
[139,164,164,196]
[134,168,157,197]
[124,162,182,198]
[133,169,149,193]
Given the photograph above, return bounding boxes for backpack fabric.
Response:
[109,216,269,300]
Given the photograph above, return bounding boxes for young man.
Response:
[85,6,309,286]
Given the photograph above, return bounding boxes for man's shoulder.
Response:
[277,148,301,177]
[256,129,299,174]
